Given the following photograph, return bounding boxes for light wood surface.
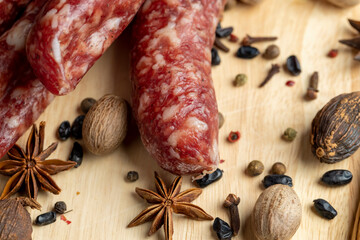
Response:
[1,0,360,239]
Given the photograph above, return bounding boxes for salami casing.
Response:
[131,0,225,175]
[0,0,53,158]
[26,0,145,95]
[0,0,31,35]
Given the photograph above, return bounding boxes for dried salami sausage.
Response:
[131,0,225,175]
[0,0,31,35]
[26,0,145,95]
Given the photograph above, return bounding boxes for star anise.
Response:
[0,121,76,202]
[128,172,213,240]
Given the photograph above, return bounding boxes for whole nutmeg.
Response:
[83,94,128,155]
[252,184,302,240]
[326,0,359,7]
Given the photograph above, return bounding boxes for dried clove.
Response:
[306,72,319,100]
[286,55,302,76]
[214,37,230,52]
[223,194,240,236]
[213,217,233,240]
[259,64,280,87]
[339,37,360,50]
[241,34,277,46]
[349,19,360,33]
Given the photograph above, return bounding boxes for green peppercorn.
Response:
[247,160,264,176]
[218,112,225,129]
[233,74,248,87]
[283,128,297,141]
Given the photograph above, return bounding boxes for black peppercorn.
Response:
[54,201,67,214]
[195,168,223,188]
[236,46,260,59]
[213,217,233,240]
[69,142,83,168]
[58,121,71,141]
[127,171,139,182]
[71,115,85,139]
[80,98,96,114]
[211,48,221,66]
[35,211,57,226]
[313,199,337,220]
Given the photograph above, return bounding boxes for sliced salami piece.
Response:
[0,0,31,35]
[26,0,145,95]
[131,0,225,175]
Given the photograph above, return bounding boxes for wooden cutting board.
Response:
[1,0,360,239]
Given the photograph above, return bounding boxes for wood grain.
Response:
[0,0,360,239]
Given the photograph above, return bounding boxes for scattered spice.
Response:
[236,46,260,59]
[0,198,40,240]
[214,37,230,52]
[218,112,225,129]
[283,128,297,141]
[223,194,240,236]
[71,115,85,139]
[271,162,286,175]
[127,172,213,240]
[69,142,83,168]
[259,64,280,87]
[220,159,225,164]
[233,74,248,87]
[60,215,72,225]
[286,80,295,87]
[211,48,221,66]
[313,199,337,220]
[227,131,240,142]
[213,217,233,240]
[229,33,239,42]
[321,170,353,186]
[35,211,57,226]
[247,160,264,176]
[126,171,139,182]
[194,168,223,188]
[58,121,71,141]
[80,97,96,114]
[306,72,319,100]
[286,55,302,76]
[76,192,80,195]
[216,25,234,38]
[327,49,338,58]
[241,34,277,46]
[0,122,76,201]
[263,175,293,188]
[54,201,67,214]
[263,44,280,59]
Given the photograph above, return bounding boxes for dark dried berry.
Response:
[236,46,260,59]
[54,201,67,214]
[195,168,223,188]
[80,97,96,114]
[216,26,233,38]
[213,217,233,240]
[71,115,85,139]
[321,170,352,186]
[263,175,293,188]
[58,121,71,141]
[286,55,301,76]
[69,142,83,168]
[35,211,57,226]
[127,171,139,182]
[313,199,337,219]
[211,48,221,66]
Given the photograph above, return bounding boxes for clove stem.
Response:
[214,37,230,52]
[259,64,280,88]
[223,194,240,236]
[242,34,277,46]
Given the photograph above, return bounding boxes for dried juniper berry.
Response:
[58,121,71,141]
[236,46,260,59]
[313,199,337,220]
[213,217,233,240]
[321,170,352,186]
[212,48,221,66]
[263,175,293,188]
[71,115,85,139]
[286,55,301,76]
[195,168,223,188]
[69,142,83,168]
[35,211,57,226]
